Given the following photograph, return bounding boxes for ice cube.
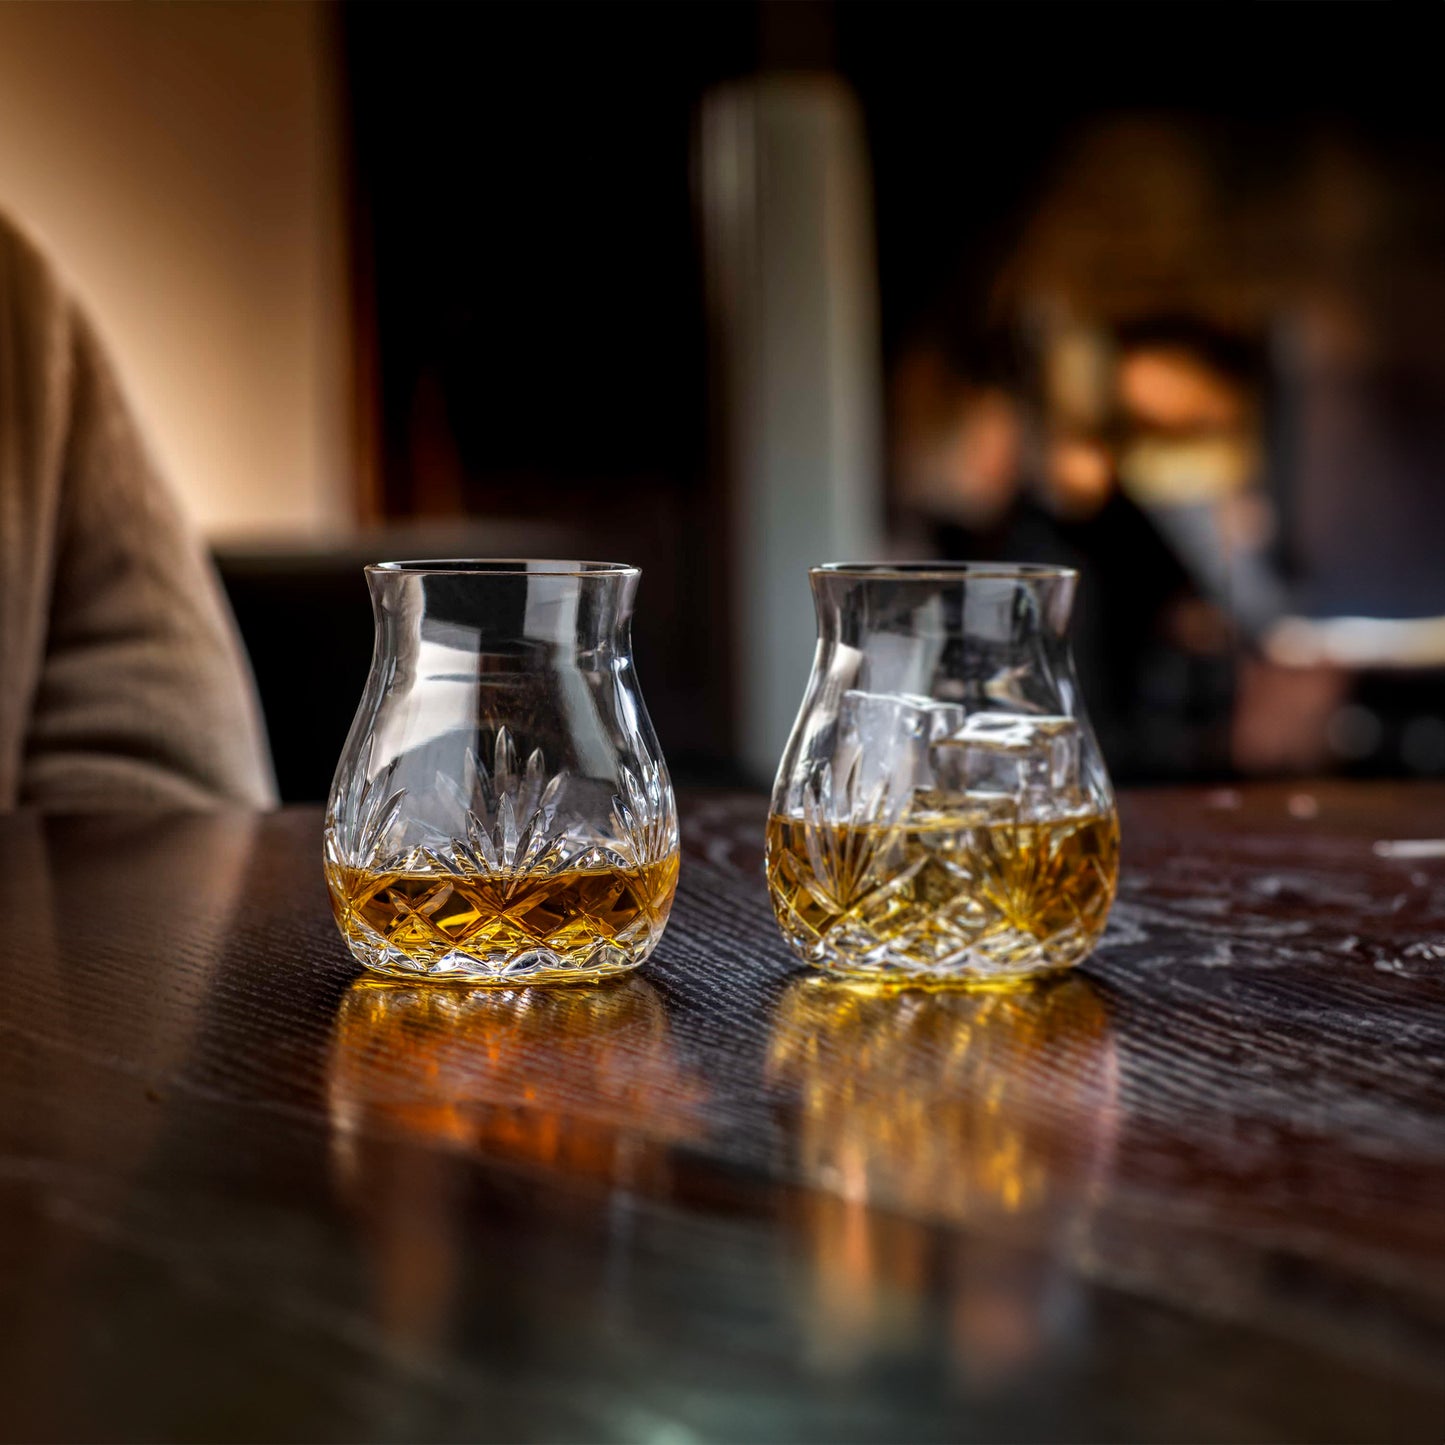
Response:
[931,714,1081,819]
[832,690,936,820]
[825,693,980,822]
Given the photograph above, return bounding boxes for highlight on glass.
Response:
[325,561,679,984]
[767,563,1119,986]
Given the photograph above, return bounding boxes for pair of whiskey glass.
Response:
[324,561,1119,989]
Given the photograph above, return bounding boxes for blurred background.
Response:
[3,0,1442,800]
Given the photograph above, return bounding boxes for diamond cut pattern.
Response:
[767,810,1118,980]
[326,729,678,981]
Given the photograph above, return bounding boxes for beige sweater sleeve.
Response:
[0,217,277,811]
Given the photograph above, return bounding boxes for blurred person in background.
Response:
[0,212,275,810]
[894,118,1445,783]
[894,326,1213,779]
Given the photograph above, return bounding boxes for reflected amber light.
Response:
[325,977,706,1360]
[769,976,1119,1223]
[328,977,707,1183]
[767,976,1120,1374]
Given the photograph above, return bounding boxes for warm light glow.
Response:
[1119,347,1247,431]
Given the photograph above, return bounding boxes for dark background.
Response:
[220,1,1445,801]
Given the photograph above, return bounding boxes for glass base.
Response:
[356,959,644,986]
[793,926,1103,990]
[340,927,650,986]
[804,956,1080,992]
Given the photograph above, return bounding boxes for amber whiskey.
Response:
[327,853,679,982]
[766,809,1118,981]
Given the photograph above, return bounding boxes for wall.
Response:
[0,1,352,540]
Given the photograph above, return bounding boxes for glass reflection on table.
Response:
[767,976,1120,1384]
[327,976,706,1355]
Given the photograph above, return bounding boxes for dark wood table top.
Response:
[2,784,1443,1443]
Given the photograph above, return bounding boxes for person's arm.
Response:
[19,304,277,810]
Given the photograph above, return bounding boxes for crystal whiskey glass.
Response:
[325,561,678,984]
[767,563,1119,986]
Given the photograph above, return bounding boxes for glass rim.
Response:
[812,561,1079,582]
[366,559,639,578]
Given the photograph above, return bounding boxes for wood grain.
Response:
[1,785,1443,1442]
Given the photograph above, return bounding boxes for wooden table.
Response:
[2,785,1443,1443]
